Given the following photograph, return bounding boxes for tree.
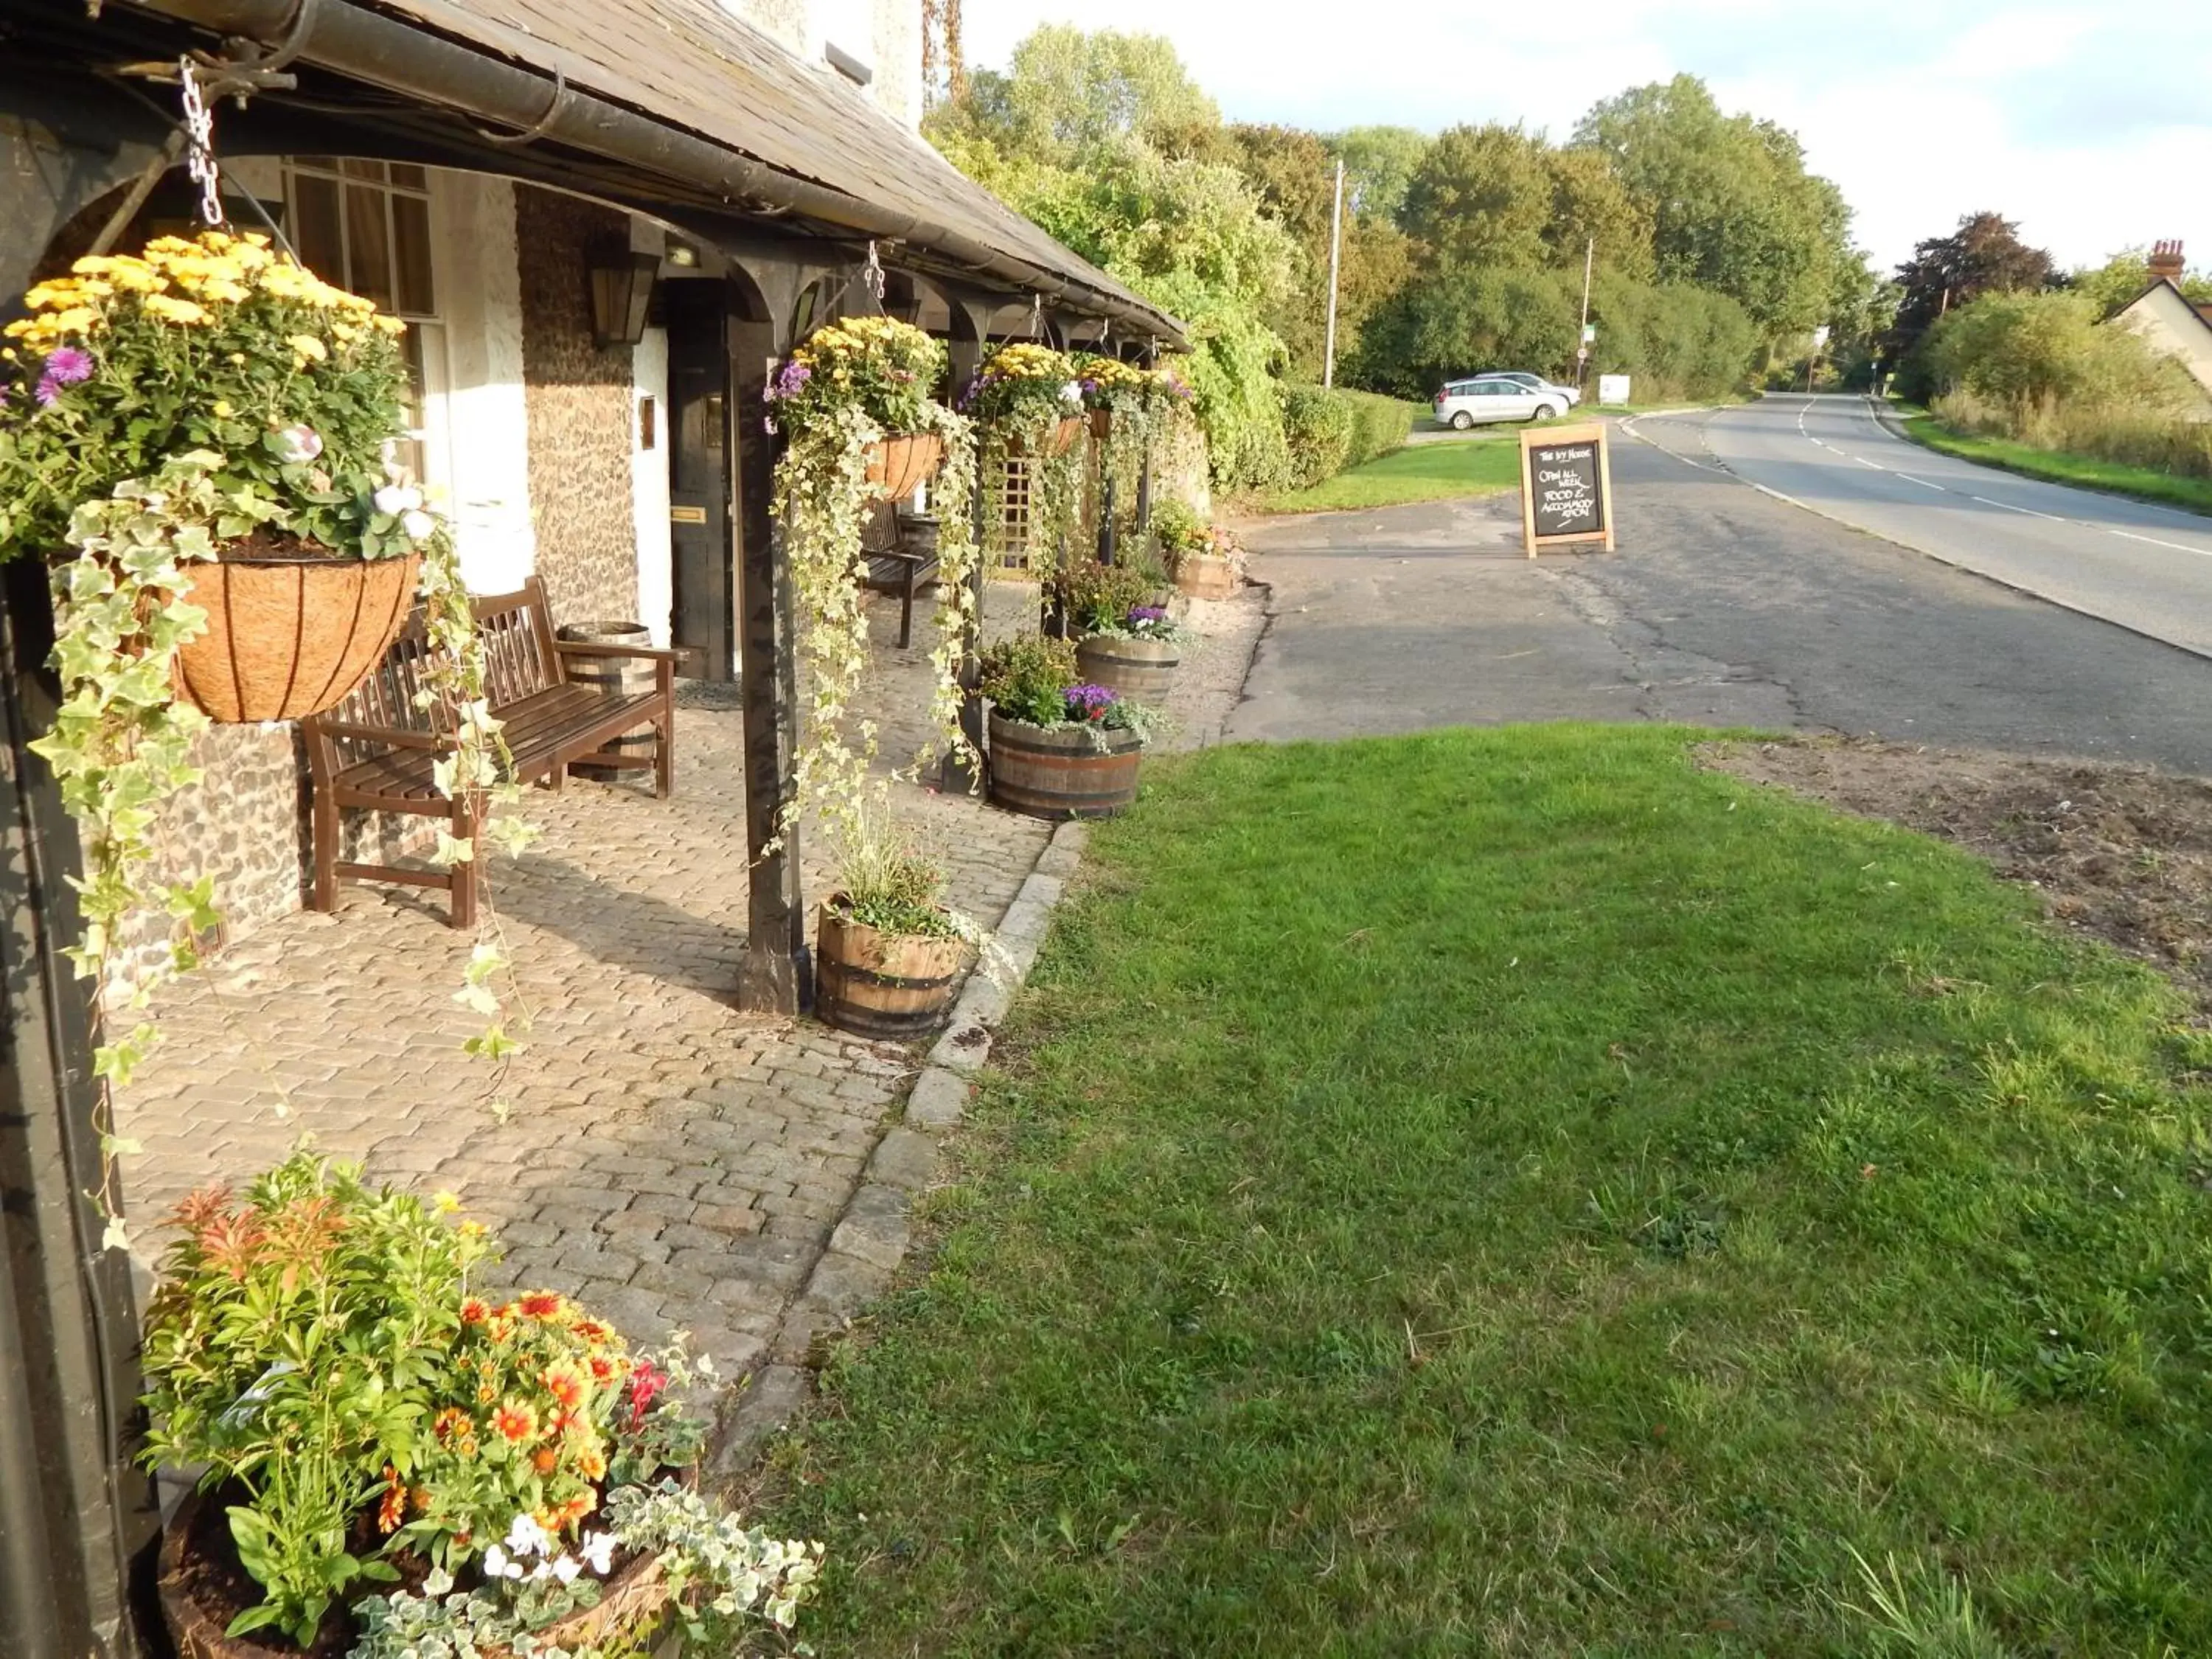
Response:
[1400,125,1554,272]
[925,26,1217,169]
[1543,147,1655,280]
[1331,125,1430,226]
[1573,75,1854,335]
[1923,288,2196,415]
[2070,248,2212,318]
[1887,211,2055,361]
[1352,265,1580,397]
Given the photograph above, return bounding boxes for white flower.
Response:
[528,1560,554,1582]
[1060,380,1084,403]
[579,1531,616,1575]
[274,424,324,463]
[504,1513,554,1559]
[551,1554,582,1585]
[400,508,435,541]
[372,482,423,516]
[482,1544,525,1581]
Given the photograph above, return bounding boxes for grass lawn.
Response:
[1894,409,2212,517]
[764,727,2212,1657]
[1256,431,1522,513]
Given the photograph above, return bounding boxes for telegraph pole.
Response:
[1576,237,1594,389]
[1323,156,1345,389]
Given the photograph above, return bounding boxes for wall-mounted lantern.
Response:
[588,248,661,348]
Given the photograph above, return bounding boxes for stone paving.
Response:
[114,584,1054,1400]
[114,570,1267,1431]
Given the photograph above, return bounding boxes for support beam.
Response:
[731,305,808,1013]
[943,299,990,795]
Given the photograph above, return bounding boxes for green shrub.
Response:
[1276,384,1413,491]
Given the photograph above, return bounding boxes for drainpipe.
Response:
[107,0,1188,346]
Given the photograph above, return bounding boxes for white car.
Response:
[1433,373,1575,429]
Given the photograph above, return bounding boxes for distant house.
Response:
[2112,240,2212,415]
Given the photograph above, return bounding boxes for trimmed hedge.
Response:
[1279,384,1414,492]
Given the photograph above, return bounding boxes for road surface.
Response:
[1228,406,2212,773]
[1643,394,2212,658]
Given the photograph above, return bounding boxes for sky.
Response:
[961,0,2212,275]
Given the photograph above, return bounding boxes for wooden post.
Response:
[944,304,989,794]
[731,305,808,1013]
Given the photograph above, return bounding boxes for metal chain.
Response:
[862,240,886,305]
[1029,293,1043,340]
[179,57,226,227]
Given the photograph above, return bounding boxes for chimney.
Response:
[2149,239,2186,282]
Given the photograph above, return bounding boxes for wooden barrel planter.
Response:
[174,552,420,723]
[1076,633,1179,703]
[157,1485,675,1659]
[1174,552,1236,600]
[987,712,1143,820]
[816,900,969,1038]
[557,619,657,780]
[865,432,945,502]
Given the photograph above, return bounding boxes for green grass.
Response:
[765,727,2212,1657]
[1256,432,1523,512]
[1896,409,2212,516]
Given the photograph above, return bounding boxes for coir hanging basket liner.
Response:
[173,552,421,723]
[864,433,946,502]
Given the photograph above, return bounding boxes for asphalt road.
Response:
[1228,406,2212,774]
[1675,394,2212,656]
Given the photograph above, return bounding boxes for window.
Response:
[284,158,447,487]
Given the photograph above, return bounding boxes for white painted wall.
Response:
[430,173,538,594]
[2116,282,2212,415]
[718,0,925,129]
[630,328,674,645]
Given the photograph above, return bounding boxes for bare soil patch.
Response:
[1704,737,2212,1017]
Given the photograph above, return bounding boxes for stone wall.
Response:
[515,186,641,627]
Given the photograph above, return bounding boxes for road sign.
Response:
[1582,324,1596,344]
[1519,422,1615,557]
[1597,373,1632,406]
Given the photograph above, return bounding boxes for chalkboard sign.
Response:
[1518,422,1615,556]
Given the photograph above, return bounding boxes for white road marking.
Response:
[1969,495,2067,522]
[1896,475,1947,491]
[2110,529,2212,557]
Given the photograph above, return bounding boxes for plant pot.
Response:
[557,619,657,779]
[1075,633,1179,703]
[1175,552,1236,601]
[865,433,945,502]
[173,552,421,724]
[1008,416,1086,458]
[987,712,1143,820]
[1088,409,1113,441]
[156,1484,674,1659]
[815,899,970,1039]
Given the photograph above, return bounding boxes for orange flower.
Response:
[532,1446,560,1475]
[459,1296,490,1325]
[490,1400,538,1444]
[432,1406,478,1455]
[552,1490,594,1527]
[542,1364,585,1412]
[577,1445,607,1482]
[411,1486,433,1514]
[518,1291,565,1320]
[376,1465,406,1534]
[477,1381,497,1405]
[570,1317,612,1344]
[588,1354,616,1382]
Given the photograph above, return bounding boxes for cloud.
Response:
[957,0,2212,269]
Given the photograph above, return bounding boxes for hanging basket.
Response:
[1007,416,1087,459]
[864,433,946,502]
[173,551,420,724]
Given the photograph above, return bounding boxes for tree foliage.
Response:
[1922,288,2197,414]
[927,26,1217,169]
[1573,75,1856,334]
[1332,125,1430,226]
[1887,211,2056,363]
[2069,248,2212,318]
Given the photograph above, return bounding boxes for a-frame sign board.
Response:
[1518,422,1615,556]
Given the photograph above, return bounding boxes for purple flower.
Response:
[42,347,93,386]
[1080,378,1099,395]
[767,359,813,402]
[1065,683,1119,722]
[1127,605,1167,626]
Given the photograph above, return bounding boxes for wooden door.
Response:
[664,280,734,681]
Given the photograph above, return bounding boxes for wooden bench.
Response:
[860,507,940,649]
[302,577,681,928]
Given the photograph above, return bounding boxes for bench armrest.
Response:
[552,641,690,664]
[308,720,445,751]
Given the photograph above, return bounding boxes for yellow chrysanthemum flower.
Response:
[287,333,330,364]
[142,294,209,326]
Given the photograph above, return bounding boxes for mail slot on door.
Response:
[669,505,708,525]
